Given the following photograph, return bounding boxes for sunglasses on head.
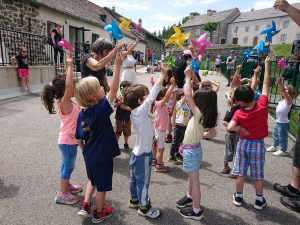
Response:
[22,51,27,52]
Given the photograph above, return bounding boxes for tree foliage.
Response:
[203,22,218,43]
[182,12,200,24]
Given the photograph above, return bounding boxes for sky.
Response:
[90,0,300,33]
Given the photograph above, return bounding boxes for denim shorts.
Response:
[182,143,203,172]
[58,144,78,180]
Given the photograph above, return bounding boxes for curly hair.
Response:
[41,75,66,114]
[123,84,149,110]
[285,85,297,100]
[193,88,218,128]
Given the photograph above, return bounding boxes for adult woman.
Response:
[121,38,140,84]
[81,38,122,93]
[51,21,64,68]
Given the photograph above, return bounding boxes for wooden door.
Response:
[221,38,226,44]
[232,38,238,44]
[253,37,258,46]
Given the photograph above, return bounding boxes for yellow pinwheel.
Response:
[166,26,190,50]
[119,17,132,32]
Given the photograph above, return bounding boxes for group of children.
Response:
[40,35,298,223]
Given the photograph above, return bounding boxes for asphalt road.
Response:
[0,66,299,225]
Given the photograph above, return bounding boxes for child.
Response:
[227,56,271,211]
[176,65,218,221]
[164,69,178,143]
[168,91,191,165]
[146,62,153,74]
[74,45,122,223]
[205,55,210,74]
[212,55,221,75]
[229,65,242,90]
[123,64,170,219]
[11,47,31,94]
[114,81,132,150]
[266,77,296,156]
[199,80,220,93]
[151,77,175,172]
[221,90,241,178]
[41,53,82,204]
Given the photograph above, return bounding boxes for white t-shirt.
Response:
[175,99,191,126]
[131,83,161,156]
[276,100,292,123]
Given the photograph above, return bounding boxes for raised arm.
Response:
[184,66,198,115]
[121,38,140,58]
[262,56,271,96]
[230,65,241,88]
[277,77,292,105]
[251,67,261,91]
[274,0,300,27]
[160,77,175,105]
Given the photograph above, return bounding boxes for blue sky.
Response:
[90,0,299,33]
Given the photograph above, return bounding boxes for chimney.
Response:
[100,15,106,23]
[207,9,213,16]
[138,18,142,26]
[189,13,194,20]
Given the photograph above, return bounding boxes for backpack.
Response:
[47,34,52,45]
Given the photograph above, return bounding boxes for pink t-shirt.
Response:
[57,101,81,145]
[154,100,169,131]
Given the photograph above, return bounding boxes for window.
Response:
[255,25,259,31]
[283,21,289,28]
[297,33,300,40]
[266,24,271,28]
[196,29,200,35]
[92,33,99,43]
[243,37,248,44]
[245,26,249,32]
[280,34,287,43]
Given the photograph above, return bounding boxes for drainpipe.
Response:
[217,22,220,44]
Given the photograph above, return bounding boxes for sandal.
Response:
[155,164,170,173]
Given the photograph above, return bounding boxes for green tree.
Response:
[182,12,200,24]
[203,22,218,43]
[158,30,162,39]
[153,30,157,36]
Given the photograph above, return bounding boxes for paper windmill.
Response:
[243,49,253,59]
[119,17,132,32]
[104,19,123,42]
[166,26,190,50]
[253,40,269,54]
[278,57,287,69]
[134,23,142,30]
[150,77,155,86]
[191,33,214,56]
[166,56,176,68]
[260,20,281,43]
[57,39,74,50]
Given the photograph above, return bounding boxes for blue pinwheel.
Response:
[253,40,269,55]
[243,49,253,59]
[260,20,281,43]
[104,19,123,42]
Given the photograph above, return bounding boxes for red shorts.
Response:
[18,68,30,78]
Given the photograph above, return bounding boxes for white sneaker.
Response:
[273,150,286,157]
[266,145,277,152]
[138,206,162,219]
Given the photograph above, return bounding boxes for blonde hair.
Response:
[75,76,100,108]
[285,85,297,100]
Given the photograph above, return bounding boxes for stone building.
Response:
[181,8,240,45]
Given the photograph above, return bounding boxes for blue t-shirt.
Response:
[75,97,120,163]
[190,59,202,74]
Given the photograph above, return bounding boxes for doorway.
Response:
[232,38,238,44]
[253,36,258,46]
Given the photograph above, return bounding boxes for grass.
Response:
[268,107,299,137]
[272,43,292,57]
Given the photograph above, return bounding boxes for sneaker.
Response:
[152,158,157,166]
[273,150,286,157]
[165,134,172,143]
[254,197,267,210]
[155,164,170,173]
[168,156,180,165]
[229,174,236,179]
[176,195,193,208]
[55,191,79,204]
[179,207,203,221]
[233,193,243,207]
[124,143,130,151]
[266,145,277,152]
[273,183,300,198]
[68,184,83,194]
[92,206,114,223]
[280,196,300,213]
[175,153,183,161]
[138,204,162,219]
[128,198,139,209]
[78,202,92,217]
[221,166,231,174]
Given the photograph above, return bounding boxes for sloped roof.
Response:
[230,3,300,23]
[181,8,239,28]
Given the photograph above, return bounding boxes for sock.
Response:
[187,194,193,199]
[235,191,243,198]
[193,207,201,214]
[288,184,298,193]
[256,194,263,202]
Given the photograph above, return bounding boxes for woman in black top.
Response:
[81,38,122,93]
[51,21,64,68]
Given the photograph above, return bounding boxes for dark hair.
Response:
[91,38,113,56]
[193,88,218,128]
[124,84,149,110]
[181,54,192,60]
[177,91,184,101]
[234,85,254,103]
[163,68,176,86]
[120,81,131,96]
[41,75,66,114]
[150,87,167,113]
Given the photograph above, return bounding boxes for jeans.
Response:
[58,144,78,179]
[273,122,290,152]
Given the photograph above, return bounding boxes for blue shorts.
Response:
[182,142,202,172]
[85,159,113,192]
[232,138,265,179]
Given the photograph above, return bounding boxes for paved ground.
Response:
[0,66,300,225]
